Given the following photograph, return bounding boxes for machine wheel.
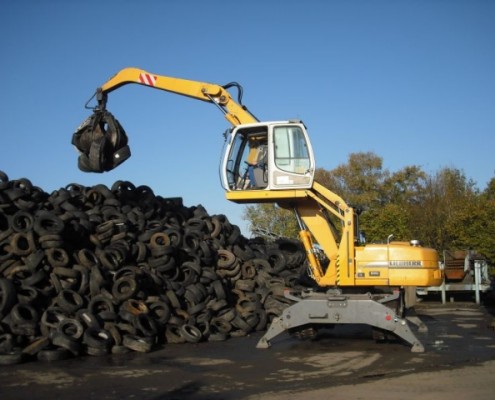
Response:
[289,324,318,341]
[371,327,398,343]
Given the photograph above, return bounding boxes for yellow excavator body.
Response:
[73,66,443,291]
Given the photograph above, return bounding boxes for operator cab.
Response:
[220,121,315,192]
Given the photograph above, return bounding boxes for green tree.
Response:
[361,165,428,243]
[243,203,299,239]
[361,203,411,243]
[409,167,478,249]
[316,152,387,208]
[484,176,495,200]
[381,165,427,205]
[448,176,495,264]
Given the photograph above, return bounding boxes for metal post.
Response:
[474,261,481,305]
[440,262,446,304]
[441,279,446,304]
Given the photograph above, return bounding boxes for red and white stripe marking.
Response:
[139,73,157,86]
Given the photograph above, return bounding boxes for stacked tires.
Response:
[0,171,307,364]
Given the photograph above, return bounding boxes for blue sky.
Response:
[1,0,494,235]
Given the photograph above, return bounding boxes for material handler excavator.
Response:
[72,67,443,352]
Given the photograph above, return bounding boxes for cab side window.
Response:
[273,126,311,174]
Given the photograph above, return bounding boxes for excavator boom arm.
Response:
[227,184,354,286]
[73,67,258,173]
[96,67,257,126]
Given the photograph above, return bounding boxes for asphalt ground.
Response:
[1,297,494,400]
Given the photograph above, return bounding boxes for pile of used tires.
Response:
[0,171,308,364]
